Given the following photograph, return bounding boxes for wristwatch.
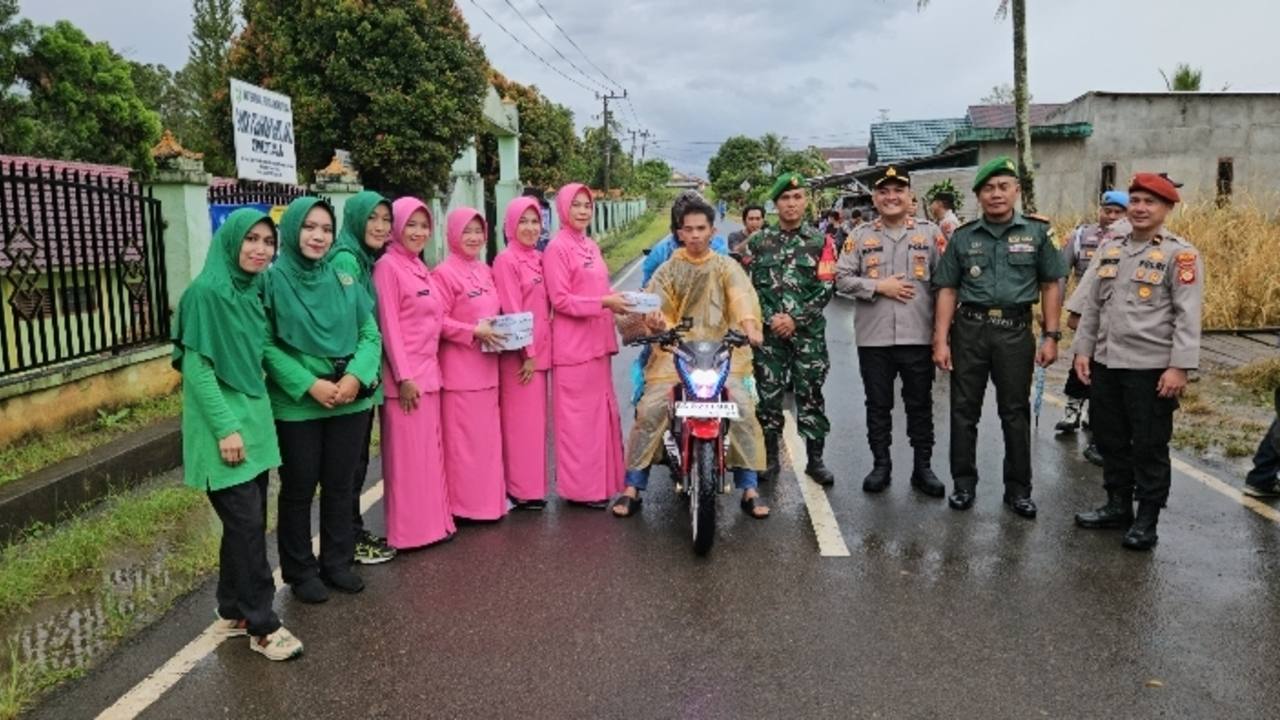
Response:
[1043,330,1062,341]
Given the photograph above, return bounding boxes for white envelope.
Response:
[622,291,662,314]
[484,312,534,352]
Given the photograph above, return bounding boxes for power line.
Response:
[534,0,625,91]
[499,0,614,94]
[466,0,595,94]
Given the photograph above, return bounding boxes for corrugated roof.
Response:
[966,103,1066,129]
[869,118,970,164]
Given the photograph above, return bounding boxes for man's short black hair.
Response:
[741,204,765,221]
[675,198,716,231]
[850,209,864,220]
[931,193,956,210]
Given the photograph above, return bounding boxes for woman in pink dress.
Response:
[435,207,508,522]
[372,197,455,549]
[542,183,632,508]
[494,197,552,510]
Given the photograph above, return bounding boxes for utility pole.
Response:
[639,130,651,160]
[597,90,626,193]
[629,129,638,161]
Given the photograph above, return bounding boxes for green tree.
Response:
[483,71,580,190]
[0,0,32,151]
[775,147,830,179]
[174,0,237,175]
[580,124,630,192]
[1161,63,1203,91]
[627,158,672,203]
[918,0,1037,211]
[706,135,765,205]
[224,0,488,194]
[14,21,161,171]
[130,62,195,144]
[759,132,786,176]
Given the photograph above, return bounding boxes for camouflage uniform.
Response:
[745,223,835,441]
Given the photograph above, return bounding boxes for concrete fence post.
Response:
[148,155,212,311]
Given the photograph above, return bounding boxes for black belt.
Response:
[958,304,1031,320]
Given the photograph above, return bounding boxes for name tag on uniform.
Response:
[864,238,881,249]
[1098,265,1118,279]
[1009,243,1035,254]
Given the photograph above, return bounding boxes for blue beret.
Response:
[1101,190,1129,209]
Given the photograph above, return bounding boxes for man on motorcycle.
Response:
[612,198,770,519]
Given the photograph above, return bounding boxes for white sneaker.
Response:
[250,626,304,661]
[213,611,248,638]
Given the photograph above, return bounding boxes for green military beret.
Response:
[769,172,807,202]
[972,156,1019,191]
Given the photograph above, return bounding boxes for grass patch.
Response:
[0,391,181,489]
[0,483,209,618]
[599,207,668,275]
[0,477,233,718]
[1231,357,1280,398]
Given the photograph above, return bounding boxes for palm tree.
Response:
[1160,63,1203,91]
[759,133,786,177]
[917,1,1037,212]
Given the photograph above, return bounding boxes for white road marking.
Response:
[96,481,386,720]
[612,255,645,288]
[1041,388,1279,525]
[782,410,851,557]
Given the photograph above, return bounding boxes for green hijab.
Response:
[333,190,391,302]
[171,208,274,396]
[263,196,371,357]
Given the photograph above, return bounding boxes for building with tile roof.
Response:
[867,118,970,165]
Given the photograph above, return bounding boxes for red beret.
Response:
[1128,173,1180,204]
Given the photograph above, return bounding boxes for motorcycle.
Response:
[627,317,748,555]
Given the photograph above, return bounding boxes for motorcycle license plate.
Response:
[675,401,740,419]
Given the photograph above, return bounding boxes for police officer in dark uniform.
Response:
[932,156,1067,518]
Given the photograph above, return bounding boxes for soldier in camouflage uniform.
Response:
[744,172,837,485]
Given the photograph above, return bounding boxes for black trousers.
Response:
[1062,364,1091,401]
[350,408,375,535]
[208,472,281,637]
[857,345,934,456]
[1090,363,1177,505]
[276,411,371,585]
[948,314,1035,496]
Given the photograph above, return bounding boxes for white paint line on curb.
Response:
[782,409,851,557]
[1041,388,1279,525]
[96,480,386,720]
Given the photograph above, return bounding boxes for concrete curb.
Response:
[0,418,182,545]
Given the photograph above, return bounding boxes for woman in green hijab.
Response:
[263,196,382,605]
[173,207,303,661]
[330,191,397,566]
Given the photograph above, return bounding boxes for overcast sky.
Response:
[19,0,1280,174]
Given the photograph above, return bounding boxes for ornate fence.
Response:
[0,161,168,377]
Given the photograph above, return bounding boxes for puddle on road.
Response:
[1,548,186,680]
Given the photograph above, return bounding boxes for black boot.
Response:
[1074,489,1133,529]
[805,438,835,486]
[861,449,892,493]
[762,433,780,482]
[1122,502,1161,551]
[909,448,945,498]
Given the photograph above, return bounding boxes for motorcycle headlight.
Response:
[687,368,722,400]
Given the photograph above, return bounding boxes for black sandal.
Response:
[611,495,642,518]
[513,498,547,511]
[740,495,770,519]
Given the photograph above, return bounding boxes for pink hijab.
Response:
[553,183,593,244]
[503,196,543,251]
[389,197,432,268]
[445,206,487,259]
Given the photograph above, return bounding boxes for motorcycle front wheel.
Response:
[690,438,719,555]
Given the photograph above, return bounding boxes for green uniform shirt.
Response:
[934,212,1066,305]
[329,250,384,405]
[263,312,382,422]
[180,352,281,492]
[744,223,834,334]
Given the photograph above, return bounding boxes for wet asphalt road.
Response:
[35,223,1280,719]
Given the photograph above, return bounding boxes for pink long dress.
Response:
[435,207,507,521]
[541,184,625,504]
[493,197,552,503]
[374,197,455,548]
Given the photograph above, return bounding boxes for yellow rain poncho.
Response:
[625,248,766,471]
